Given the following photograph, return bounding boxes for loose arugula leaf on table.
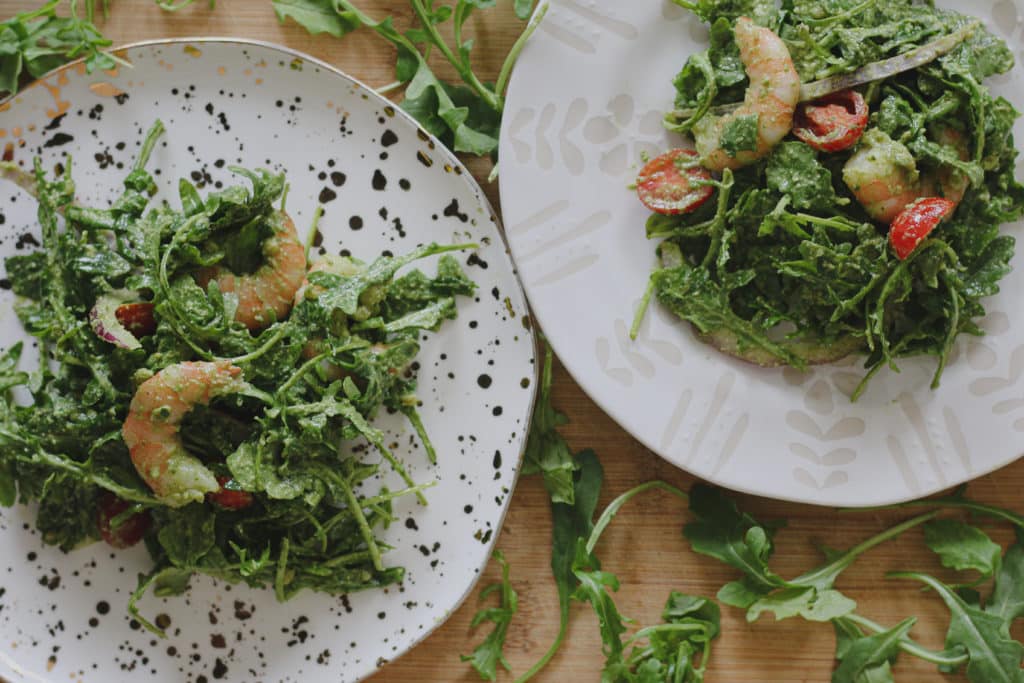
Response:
[890,571,1024,683]
[923,518,1002,579]
[521,342,577,504]
[617,592,720,683]
[831,617,915,683]
[514,450,603,682]
[685,484,950,626]
[271,0,546,158]
[0,0,122,97]
[462,550,519,681]
[986,533,1024,631]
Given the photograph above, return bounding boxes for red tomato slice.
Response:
[889,197,956,260]
[208,476,254,510]
[636,149,714,215]
[793,90,868,153]
[115,302,157,337]
[97,492,152,549]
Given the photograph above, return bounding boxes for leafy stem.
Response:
[793,510,940,588]
[841,613,969,667]
[586,480,688,555]
[495,2,549,98]
[408,0,500,111]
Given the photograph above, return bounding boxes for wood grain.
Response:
[1,2,1022,681]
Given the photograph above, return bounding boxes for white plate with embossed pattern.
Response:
[499,0,1024,506]
[0,38,536,683]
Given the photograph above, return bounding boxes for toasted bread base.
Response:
[700,328,864,368]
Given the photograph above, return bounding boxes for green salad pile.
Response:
[636,0,1024,397]
[0,121,476,631]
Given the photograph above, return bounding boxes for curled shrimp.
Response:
[695,17,801,171]
[122,361,249,507]
[196,210,307,330]
[843,127,969,223]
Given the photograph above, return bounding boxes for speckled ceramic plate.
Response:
[499,0,1024,506]
[0,38,536,683]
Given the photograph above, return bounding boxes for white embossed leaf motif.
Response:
[786,397,866,489]
[539,0,639,56]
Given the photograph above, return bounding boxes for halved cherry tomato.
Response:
[793,90,868,153]
[208,476,254,510]
[889,197,956,260]
[636,149,714,215]
[97,492,152,549]
[115,302,157,337]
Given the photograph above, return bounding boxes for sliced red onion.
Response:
[90,289,146,350]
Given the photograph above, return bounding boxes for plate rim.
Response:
[0,35,540,683]
[497,0,1021,508]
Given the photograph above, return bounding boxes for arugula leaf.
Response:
[316,243,474,317]
[986,533,1024,632]
[619,592,720,682]
[832,617,915,683]
[513,0,534,20]
[685,486,943,625]
[716,113,759,157]
[0,1,120,96]
[765,142,845,213]
[461,550,518,681]
[521,342,577,504]
[271,0,360,37]
[923,519,1001,578]
[890,572,1024,683]
[157,504,217,566]
[572,539,629,672]
[654,263,806,369]
[684,484,787,598]
[273,0,547,159]
[670,0,777,26]
[35,471,99,550]
[516,450,602,681]
[746,586,856,622]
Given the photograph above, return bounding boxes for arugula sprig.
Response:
[686,484,1024,683]
[272,0,548,158]
[462,550,519,681]
[0,0,128,97]
[466,344,717,682]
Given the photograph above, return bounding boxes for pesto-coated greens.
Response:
[0,121,476,632]
[648,0,1024,396]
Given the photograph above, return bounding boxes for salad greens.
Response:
[684,483,1024,683]
[461,550,519,681]
[640,0,1024,396]
[272,0,547,159]
[465,345,719,683]
[464,346,1024,681]
[0,121,477,632]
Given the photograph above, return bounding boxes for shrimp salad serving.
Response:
[0,121,477,631]
[634,0,1024,398]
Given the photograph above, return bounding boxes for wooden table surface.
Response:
[2,2,1023,681]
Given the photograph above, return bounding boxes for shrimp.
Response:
[122,361,249,507]
[843,127,969,223]
[695,17,801,171]
[196,210,307,331]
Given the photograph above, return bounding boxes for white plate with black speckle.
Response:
[0,38,536,683]
[499,0,1024,507]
